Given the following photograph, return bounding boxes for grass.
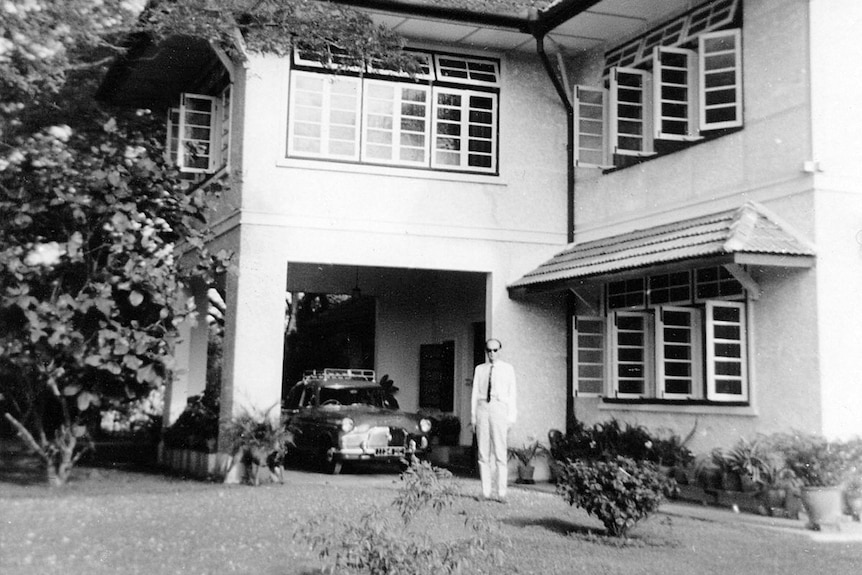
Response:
[2,454,862,575]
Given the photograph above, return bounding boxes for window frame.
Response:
[698,28,743,131]
[611,310,653,399]
[574,315,606,397]
[574,85,610,168]
[287,71,362,161]
[361,79,432,167]
[609,67,655,157]
[430,86,498,174]
[652,46,701,141]
[655,306,703,400]
[705,300,749,402]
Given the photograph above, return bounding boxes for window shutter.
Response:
[431,87,497,173]
[574,316,605,396]
[611,311,651,398]
[362,80,431,166]
[653,47,699,141]
[655,306,702,399]
[699,28,743,131]
[288,72,361,160]
[705,300,748,402]
[218,86,231,170]
[610,67,654,156]
[178,93,218,173]
[574,86,609,168]
[166,107,180,165]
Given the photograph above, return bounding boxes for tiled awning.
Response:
[510,202,815,293]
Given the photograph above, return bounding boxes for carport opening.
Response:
[282,291,375,400]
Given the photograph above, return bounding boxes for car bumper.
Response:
[333,437,429,462]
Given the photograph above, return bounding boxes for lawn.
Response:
[2,458,862,575]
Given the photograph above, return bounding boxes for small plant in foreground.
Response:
[393,455,459,523]
[296,456,505,574]
[556,455,674,538]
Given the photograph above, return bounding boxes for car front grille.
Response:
[388,427,406,446]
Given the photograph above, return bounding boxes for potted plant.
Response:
[755,454,802,517]
[507,438,549,484]
[726,437,768,493]
[779,432,847,529]
[221,406,295,485]
[435,415,461,446]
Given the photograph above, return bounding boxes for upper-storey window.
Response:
[166,86,231,180]
[286,50,500,175]
[574,0,742,169]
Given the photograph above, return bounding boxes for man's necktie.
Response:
[487,364,494,402]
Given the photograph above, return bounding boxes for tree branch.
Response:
[3,413,48,463]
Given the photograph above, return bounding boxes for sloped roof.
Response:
[510,202,816,291]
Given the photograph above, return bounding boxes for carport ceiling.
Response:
[362,0,696,54]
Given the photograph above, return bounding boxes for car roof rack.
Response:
[303,368,376,382]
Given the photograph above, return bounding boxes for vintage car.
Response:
[282,369,432,474]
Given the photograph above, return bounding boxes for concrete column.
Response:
[219,242,287,440]
[163,280,210,426]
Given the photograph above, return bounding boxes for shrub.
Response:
[393,456,459,524]
[767,432,847,487]
[556,455,674,538]
[550,419,692,468]
[161,392,220,452]
[296,456,506,574]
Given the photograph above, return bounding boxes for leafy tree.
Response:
[1,0,416,485]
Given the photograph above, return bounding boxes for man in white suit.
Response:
[470,338,517,502]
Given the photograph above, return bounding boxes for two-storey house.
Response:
[99,0,862,479]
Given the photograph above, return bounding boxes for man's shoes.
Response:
[493,496,508,504]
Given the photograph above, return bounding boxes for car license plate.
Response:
[375,446,405,456]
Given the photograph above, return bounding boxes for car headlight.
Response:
[340,417,355,433]
[419,418,432,433]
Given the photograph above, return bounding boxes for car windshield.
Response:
[319,386,386,407]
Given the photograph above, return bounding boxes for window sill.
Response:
[596,397,756,417]
[276,157,507,186]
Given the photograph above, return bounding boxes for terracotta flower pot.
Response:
[516,464,535,484]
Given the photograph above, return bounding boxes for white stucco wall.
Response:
[809,0,862,440]
[565,0,862,449]
[211,44,572,448]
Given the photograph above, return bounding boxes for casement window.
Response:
[574,316,605,396]
[653,48,699,141]
[574,86,609,168]
[288,72,361,160]
[362,81,431,166]
[287,51,500,174]
[431,87,497,173]
[699,29,743,130]
[705,300,748,401]
[577,0,742,170]
[583,266,749,404]
[611,311,652,398]
[166,90,231,175]
[610,68,654,157]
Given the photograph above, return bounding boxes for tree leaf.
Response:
[62,384,81,396]
[129,290,144,307]
[77,392,93,411]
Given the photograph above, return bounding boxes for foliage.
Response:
[507,437,549,468]
[765,432,849,487]
[556,455,675,538]
[99,386,164,436]
[219,404,294,456]
[432,414,461,446]
[550,419,692,468]
[161,392,220,452]
[2,0,413,486]
[393,455,459,524]
[296,456,506,574]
